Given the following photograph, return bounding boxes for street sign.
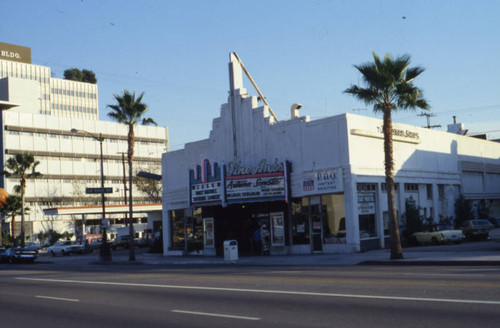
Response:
[85,187,113,194]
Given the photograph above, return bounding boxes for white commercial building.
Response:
[161,54,500,256]
[0,42,167,241]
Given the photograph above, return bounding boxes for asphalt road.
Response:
[1,263,500,327]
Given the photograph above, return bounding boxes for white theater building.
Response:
[0,42,167,241]
[161,53,500,256]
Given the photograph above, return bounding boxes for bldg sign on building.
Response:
[0,42,31,64]
[300,168,343,196]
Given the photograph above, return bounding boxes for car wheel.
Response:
[50,251,56,257]
[431,237,439,245]
[411,236,419,246]
[8,257,14,264]
[454,241,461,245]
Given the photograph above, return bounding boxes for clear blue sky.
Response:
[2,0,500,149]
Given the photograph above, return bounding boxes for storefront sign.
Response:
[376,126,419,139]
[300,168,343,196]
[226,158,284,176]
[358,193,376,214]
[225,159,290,204]
[189,158,290,206]
[189,159,223,206]
[190,182,223,205]
[226,174,285,201]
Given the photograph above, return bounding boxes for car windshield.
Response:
[435,225,453,231]
[472,220,493,226]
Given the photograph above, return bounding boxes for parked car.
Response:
[89,237,103,252]
[24,241,41,252]
[462,219,494,240]
[0,248,38,264]
[488,218,500,228]
[112,235,132,250]
[47,241,85,256]
[489,228,500,243]
[134,238,149,248]
[411,224,465,245]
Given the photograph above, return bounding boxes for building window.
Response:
[291,198,310,245]
[321,194,346,244]
[358,193,377,239]
[381,183,399,192]
[438,185,445,201]
[426,184,433,200]
[404,183,418,192]
[357,183,376,192]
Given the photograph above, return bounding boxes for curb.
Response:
[358,260,500,266]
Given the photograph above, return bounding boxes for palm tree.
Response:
[1,194,26,247]
[344,52,430,259]
[108,90,157,261]
[3,153,41,247]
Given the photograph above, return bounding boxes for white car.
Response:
[47,241,85,256]
[412,224,465,245]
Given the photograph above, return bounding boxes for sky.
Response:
[1,0,500,150]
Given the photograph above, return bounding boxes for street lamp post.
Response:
[71,128,112,262]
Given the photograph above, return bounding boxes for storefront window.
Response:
[270,212,285,246]
[291,198,310,244]
[170,209,185,250]
[169,209,203,252]
[358,193,377,239]
[321,194,346,244]
[188,208,203,253]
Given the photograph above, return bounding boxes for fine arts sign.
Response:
[189,158,290,206]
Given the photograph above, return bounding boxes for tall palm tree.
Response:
[108,90,157,261]
[3,153,42,248]
[344,52,430,259]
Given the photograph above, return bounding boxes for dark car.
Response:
[0,248,38,264]
[112,235,132,250]
[462,219,494,240]
[488,218,500,228]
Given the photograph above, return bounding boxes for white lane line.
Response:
[17,277,500,306]
[172,310,260,321]
[401,273,487,277]
[36,295,79,302]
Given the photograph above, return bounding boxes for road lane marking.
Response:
[36,295,79,302]
[116,272,500,288]
[172,310,260,321]
[17,277,500,306]
[401,273,487,277]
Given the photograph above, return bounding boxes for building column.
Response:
[344,171,360,252]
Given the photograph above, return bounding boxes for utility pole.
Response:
[418,112,442,129]
[118,152,128,226]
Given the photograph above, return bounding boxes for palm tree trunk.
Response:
[11,215,16,247]
[21,178,26,248]
[128,124,136,261]
[383,110,403,259]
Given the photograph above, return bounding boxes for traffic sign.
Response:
[85,187,113,194]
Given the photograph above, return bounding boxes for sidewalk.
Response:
[39,241,500,267]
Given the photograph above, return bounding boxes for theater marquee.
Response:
[189,158,291,206]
